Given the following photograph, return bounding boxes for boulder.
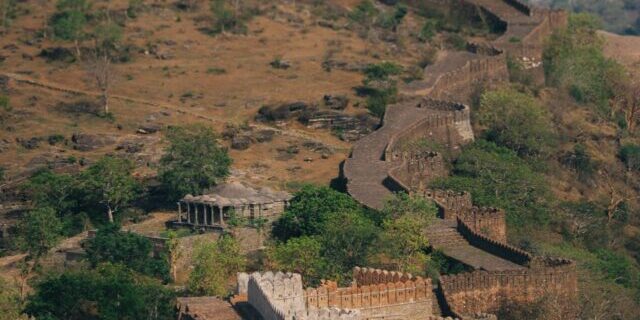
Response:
[323,95,349,110]
[137,123,161,134]
[231,135,252,150]
[253,129,275,143]
[16,137,41,150]
[71,133,117,151]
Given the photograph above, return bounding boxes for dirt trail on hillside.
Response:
[1,72,349,152]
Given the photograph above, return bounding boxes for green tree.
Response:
[375,213,431,275]
[0,94,11,124]
[320,211,379,277]
[84,224,170,281]
[25,263,176,320]
[23,170,79,216]
[51,0,90,58]
[15,207,63,299]
[158,125,232,201]
[477,88,556,157]
[432,140,551,228]
[272,184,361,241]
[81,156,142,223]
[266,236,327,286]
[188,235,245,296]
[17,207,63,262]
[543,13,624,111]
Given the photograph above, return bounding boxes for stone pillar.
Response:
[205,204,210,226]
[219,206,224,226]
[194,204,199,225]
[186,203,191,224]
[177,202,182,223]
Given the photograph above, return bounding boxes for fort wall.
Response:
[457,218,531,265]
[440,258,578,318]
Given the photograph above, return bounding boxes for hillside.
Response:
[1,0,640,319]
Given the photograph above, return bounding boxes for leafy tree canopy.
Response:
[25,263,176,320]
[84,224,170,281]
[158,125,232,201]
[16,207,62,261]
[188,235,245,297]
[478,88,557,158]
[266,236,327,286]
[432,140,552,228]
[271,184,361,241]
[81,156,142,223]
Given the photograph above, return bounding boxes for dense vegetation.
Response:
[269,185,440,285]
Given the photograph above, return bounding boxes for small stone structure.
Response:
[175,182,292,229]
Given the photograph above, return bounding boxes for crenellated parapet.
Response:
[352,267,415,285]
[458,207,507,242]
[457,218,532,265]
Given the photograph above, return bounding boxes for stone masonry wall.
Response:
[305,267,435,320]
[440,258,578,318]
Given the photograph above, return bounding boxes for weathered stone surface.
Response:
[71,133,117,151]
[16,137,41,150]
[256,102,315,122]
[137,123,161,134]
[231,135,252,150]
[253,129,275,143]
[323,95,349,110]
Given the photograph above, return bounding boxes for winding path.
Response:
[344,0,564,272]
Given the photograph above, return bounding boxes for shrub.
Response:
[188,235,245,296]
[418,19,437,42]
[445,33,467,50]
[376,4,408,31]
[25,263,176,320]
[560,143,597,181]
[619,144,640,171]
[543,13,624,112]
[478,88,556,158]
[349,0,379,26]
[359,62,402,118]
[432,140,552,229]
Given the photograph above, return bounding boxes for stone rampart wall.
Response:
[305,268,435,320]
[457,218,531,265]
[422,189,473,220]
[459,208,507,243]
[440,259,577,318]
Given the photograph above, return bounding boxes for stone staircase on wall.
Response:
[427,219,525,272]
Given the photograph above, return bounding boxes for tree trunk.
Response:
[102,90,109,114]
[107,206,114,223]
[74,39,82,61]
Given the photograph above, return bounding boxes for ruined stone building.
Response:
[175,182,292,229]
